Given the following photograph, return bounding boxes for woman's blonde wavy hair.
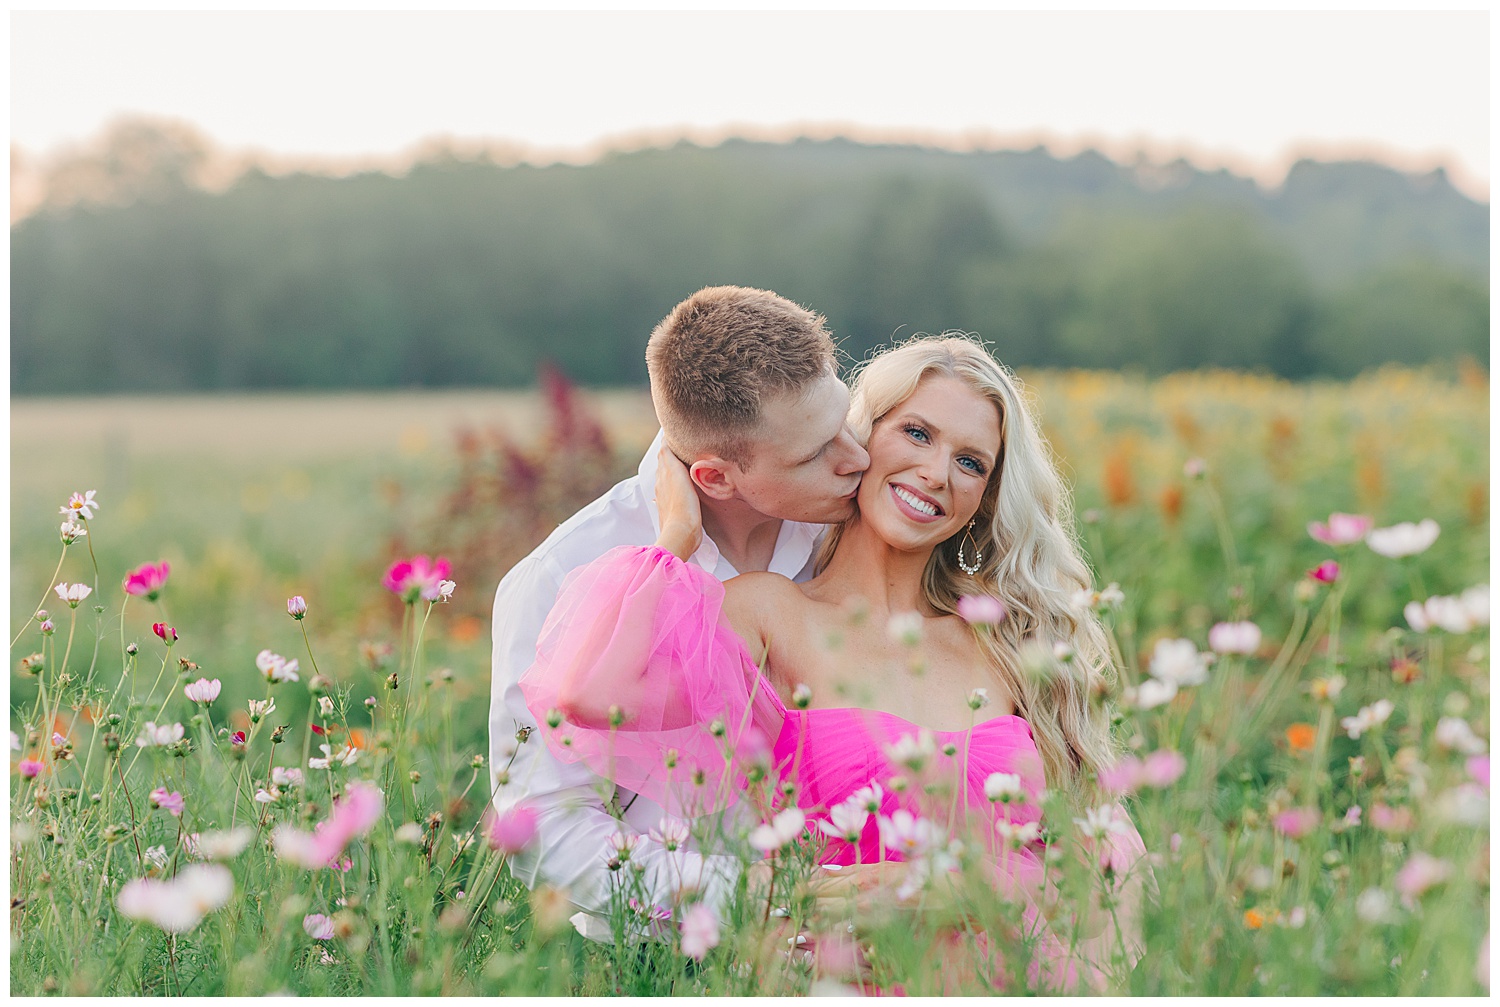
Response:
[817,333,1119,805]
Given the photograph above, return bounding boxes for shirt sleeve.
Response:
[490,549,740,929]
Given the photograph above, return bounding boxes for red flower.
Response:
[1308,560,1339,584]
[152,623,178,645]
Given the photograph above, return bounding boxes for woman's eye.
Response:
[959,456,987,475]
[904,425,930,443]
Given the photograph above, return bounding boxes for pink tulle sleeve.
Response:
[518,545,785,817]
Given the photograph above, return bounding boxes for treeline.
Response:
[11,126,1489,393]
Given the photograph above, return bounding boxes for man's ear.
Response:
[689,457,740,501]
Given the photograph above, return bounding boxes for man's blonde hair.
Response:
[646,286,837,465]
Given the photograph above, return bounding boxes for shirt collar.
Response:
[635,429,823,578]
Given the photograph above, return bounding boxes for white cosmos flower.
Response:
[52,582,93,607]
[749,807,806,853]
[816,799,870,843]
[1342,699,1395,740]
[183,827,254,861]
[1130,678,1179,711]
[984,772,1023,802]
[648,817,691,852]
[885,612,923,647]
[1208,621,1262,656]
[1149,638,1208,686]
[995,819,1043,847]
[1366,519,1440,558]
[135,721,185,748]
[1073,804,1129,839]
[1434,717,1487,755]
[116,863,233,933]
[877,810,943,859]
[272,766,306,787]
[884,731,936,771]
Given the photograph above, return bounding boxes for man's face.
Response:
[729,370,870,524]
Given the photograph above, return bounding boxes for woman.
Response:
[521,335,1146,991]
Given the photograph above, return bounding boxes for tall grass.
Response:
[9,368,1489,994]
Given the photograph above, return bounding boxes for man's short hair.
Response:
[646,286,836,465]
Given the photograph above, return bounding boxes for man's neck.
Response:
[699,497,784,574]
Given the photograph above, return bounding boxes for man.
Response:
[489,286,869,939]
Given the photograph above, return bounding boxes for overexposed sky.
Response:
[11,10,1491,198]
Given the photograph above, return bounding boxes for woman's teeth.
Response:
[893,486,938,516]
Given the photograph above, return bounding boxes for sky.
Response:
[9,10,1492,200]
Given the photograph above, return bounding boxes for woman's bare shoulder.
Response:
[724,571,803,618]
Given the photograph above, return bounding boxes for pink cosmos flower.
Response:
[877,809,942,858]
[1343,805,1363,828]
[183,678,221,705]
[1308,512,1372,546]
[287,596,307,619]
[1140,749,1187,787]
[1208,621,1262,656]
[1394,852,1452,904]
[152,623,178,645]
[18,758,43,778]
[382,555,453,604]
[485,804,540,855]
[679,902,720,961]
[116,863,232,933]
[149,788,185,817]
[1467,755,1489,790]
[956,594,1006,625]
[272,780,384,869]
[303,913,336,940]
[1308,561,1340,584]
[1370,803,1414,834]
[1272,807,1320,839]
[123,561,171,602]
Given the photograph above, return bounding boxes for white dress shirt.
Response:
[488,430,823,939]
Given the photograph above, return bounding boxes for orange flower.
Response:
[347,728,368,751]
[1159,484,1184,524]
[1243,908,1266,929]
[1390,658,1422,685]
[1285,723,1316,753]
[1103,452,1136,508]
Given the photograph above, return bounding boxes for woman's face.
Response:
[857,373,1002,555]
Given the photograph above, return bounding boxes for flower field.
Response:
[9,366,1489,995]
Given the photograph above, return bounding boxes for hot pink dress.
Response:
[519,546,1146,991]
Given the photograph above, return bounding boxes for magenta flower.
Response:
[679,902,721,961]
[152,622,178,645]
[149,788,185,817]
[382,555,453,604]
[183,678,221,705]
[1308,512,1372,546]
[956,594,1006,626]
[17,758,43,779]
[303,913,336,940]
[486,804,540,855]
[1308,561,1340,584]
[123,561,171,602]
[287,596,307,619]
[272,780,384,869]
[1272,807,1319,839]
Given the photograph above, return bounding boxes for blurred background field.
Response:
[12,365,1488,756]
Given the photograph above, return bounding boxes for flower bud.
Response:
[494,769,511,787]
[791,684,813,709]
[386,672,399,691]
[287,596,307,620]
[545,709,562,729]
[608,705,625,727]
[34,610,48,622]
[470,754,485,769]
[125,643,139,657]
[708,719,726,738]
[409,770,422,784]
[101,732,120,753]
[39,620,54,637]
